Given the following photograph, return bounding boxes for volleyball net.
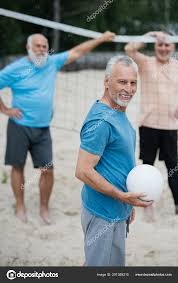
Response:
[0,8,177,132]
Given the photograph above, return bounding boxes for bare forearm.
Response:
[71,37,105,57]
[125,42,145,53]
[125,32,154,53]
[77,168,124,201]
[0,97,22,118]
[125,31,158,53]
[67,31,115,63]
[0,97,8,113]
[75,149,154,208]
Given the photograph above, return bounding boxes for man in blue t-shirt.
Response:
[0,31,115,224]
[75,55,153,266]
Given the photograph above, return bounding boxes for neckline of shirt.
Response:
[96,100,126,115]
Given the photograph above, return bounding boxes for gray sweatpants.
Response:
[81,207,126,266]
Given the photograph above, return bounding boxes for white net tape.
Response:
[1,8,178,43]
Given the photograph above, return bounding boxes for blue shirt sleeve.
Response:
[0,64,17,89]
[51,51,69,70]
[80,120,111,156]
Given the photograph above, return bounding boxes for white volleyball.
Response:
[126,164,164,201]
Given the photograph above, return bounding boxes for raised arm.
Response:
[124,31,165,66]
[75,148,152,208]
[66,31,115,64]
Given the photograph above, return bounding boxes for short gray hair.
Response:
[27,35,33,47]
[26,34,48,48]
[105,55,138,77]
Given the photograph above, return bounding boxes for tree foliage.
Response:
[0,0,177,55]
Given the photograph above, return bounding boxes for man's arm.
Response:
[124,31,166,65]
[0,64,22,118]
[0,97,22,119]
[66,31,115,64]
[75,148,152,208]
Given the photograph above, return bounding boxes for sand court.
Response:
[0,70,178,266]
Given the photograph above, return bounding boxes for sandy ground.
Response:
[0,70,178,266]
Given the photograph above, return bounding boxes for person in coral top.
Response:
[125,31,178,220]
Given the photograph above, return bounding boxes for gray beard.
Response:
[113,97,129,107]
[28,50,48,67]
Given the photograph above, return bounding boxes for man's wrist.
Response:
[1,106,9,115]
[135,42,146,50]
[96,36,105,44]
[111,186,125,201]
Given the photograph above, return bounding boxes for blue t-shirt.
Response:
[0,52,68,127]
[80,100,136,222]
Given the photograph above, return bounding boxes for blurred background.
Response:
[0,0,178,56]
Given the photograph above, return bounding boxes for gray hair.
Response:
[27,35,33,47]
[26,34,48,48]
[105,55,138,77]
